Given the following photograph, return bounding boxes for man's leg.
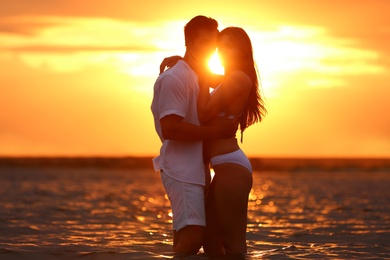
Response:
[173,225,205,254]
[161,171,206,254]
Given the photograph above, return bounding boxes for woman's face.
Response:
[217,34,241,68]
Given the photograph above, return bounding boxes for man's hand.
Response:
[159,55,183,74]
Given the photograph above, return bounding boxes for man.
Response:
[151,16,234,254]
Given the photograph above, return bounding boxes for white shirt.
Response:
[151,60,205,185]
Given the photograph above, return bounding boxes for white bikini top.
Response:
[210,85,244,120]
[210,84,248,142]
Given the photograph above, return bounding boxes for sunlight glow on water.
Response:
[0,167,389,259]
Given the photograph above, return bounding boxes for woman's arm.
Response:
[197,75,213,124]
[208,73,224,89]
[159,55,183,74]
[197,71,251,124]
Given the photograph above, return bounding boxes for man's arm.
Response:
[161,114,235,141]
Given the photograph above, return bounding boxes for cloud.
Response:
[0,18,60,36]
[250,25,386,100]
[0,15,184,74]
[2,45,156,53]
[0,16,184,54]
[0,56,159,156]
[0,0,196,22]
[241,71,390,157]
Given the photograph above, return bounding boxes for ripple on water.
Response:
[0,168,389,259]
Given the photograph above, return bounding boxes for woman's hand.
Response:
[159,55,183,74]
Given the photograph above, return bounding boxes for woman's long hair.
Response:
[219,27,267,139]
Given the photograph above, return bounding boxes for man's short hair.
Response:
[184,15,218,46]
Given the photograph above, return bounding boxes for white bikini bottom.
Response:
[210,149,252,173]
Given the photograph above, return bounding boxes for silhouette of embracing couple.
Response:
[151,15,266,257]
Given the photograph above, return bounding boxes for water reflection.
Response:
[0,168,389,259]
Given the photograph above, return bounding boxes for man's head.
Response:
[184,16,219,66]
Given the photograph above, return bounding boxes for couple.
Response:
[151,15,266,257]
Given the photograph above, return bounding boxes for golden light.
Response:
[208,51,224,75]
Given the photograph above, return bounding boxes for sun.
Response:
[208,51,224,75]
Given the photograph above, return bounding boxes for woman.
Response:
[160,27,266,256]
[199,27,266,256]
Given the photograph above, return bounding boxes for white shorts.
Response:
[210,149,252,173]
[160,171,206,231]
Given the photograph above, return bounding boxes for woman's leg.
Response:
[212,163,253,254]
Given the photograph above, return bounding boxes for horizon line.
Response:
[1,155,390,160]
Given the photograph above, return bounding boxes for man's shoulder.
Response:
[164,60,195,79]
[158,61,194,86]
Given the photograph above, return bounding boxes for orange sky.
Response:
[1,0,389,157]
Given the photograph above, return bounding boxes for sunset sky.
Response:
[1,0,389,158]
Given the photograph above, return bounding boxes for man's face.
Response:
[189,29,219,65]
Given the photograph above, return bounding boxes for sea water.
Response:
[0,166,389,259]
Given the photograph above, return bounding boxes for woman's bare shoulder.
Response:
[224,70,252,90]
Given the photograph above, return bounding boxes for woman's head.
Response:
[217,27,254,70]
[218,27,267,135]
